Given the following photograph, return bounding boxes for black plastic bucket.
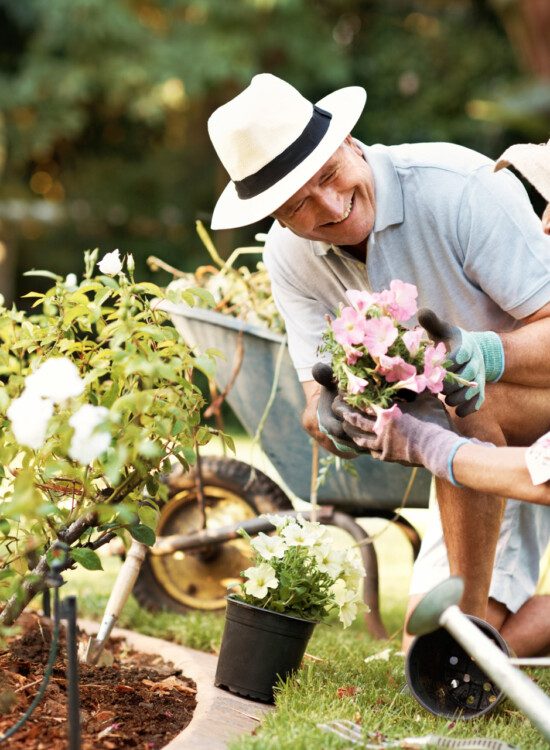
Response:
[405,615,511,719]
[214,597,316,702]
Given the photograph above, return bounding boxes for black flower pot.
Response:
[405,615,511,719]
[214,597,316,702]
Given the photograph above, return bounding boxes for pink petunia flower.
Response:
[377,280,418,323]
[332,306,367,347]
[378,354,417,383]
[362,316,398,358]
[345,289,377,314]
[346,371,369,394]
[372,404,402,436]
[424,342,447,369]
[393,373,427,394]
[423,365,446,393]
[402,327,424,356]
[344,345,363,365]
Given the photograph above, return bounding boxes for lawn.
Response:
[61,438,550,750]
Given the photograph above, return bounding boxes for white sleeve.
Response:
[458,166,550,320]
[263,232,333,382]
[525,431,550,485]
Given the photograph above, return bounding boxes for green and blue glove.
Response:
[418,308,505,417]
[311,362,360,455]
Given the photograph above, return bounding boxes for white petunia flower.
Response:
[7,391,54,449]
[263,513,291,529]
[25,358,84,404]
[64,273,78,291]
[243,562,278,599]
[338,598,359,628]
[281,521,321,547]
[251,532,287,560]
[97,249,123,276]
[68,404,111,465]
[313,546,346,578]
[345,548,366,576]
[295,517,326,543]
[331,578,361,628]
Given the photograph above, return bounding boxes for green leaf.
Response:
[190,287,215,307]
[221,434,236,454]
[138,505,158,529]
[132,282,163,297]
[23,270,63,281]
[71,547,103,571]
[129,524,156,546]
[193,354,216,379]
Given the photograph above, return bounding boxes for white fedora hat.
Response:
[208,73,367,230]
[494,139,550,203]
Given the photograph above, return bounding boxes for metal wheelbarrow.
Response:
[128,303,431,638]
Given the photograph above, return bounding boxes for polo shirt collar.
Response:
[362,144,404,233]
[310,142,404,257]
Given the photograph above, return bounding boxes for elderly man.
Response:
[207,74,550,653]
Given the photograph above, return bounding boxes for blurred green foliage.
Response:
[0,0,540,300]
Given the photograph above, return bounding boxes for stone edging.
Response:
[79,619,272,750]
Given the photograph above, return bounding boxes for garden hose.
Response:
[0,586,60,744]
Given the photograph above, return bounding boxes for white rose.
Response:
[97,249,123,276]
[68,404,111,465]
[7,391,54,449]
[25,358,84,404]
[64,273,78,291]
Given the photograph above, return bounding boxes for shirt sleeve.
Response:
[458,166,550,320]
[263,231,333,382]
[525,431,550,485]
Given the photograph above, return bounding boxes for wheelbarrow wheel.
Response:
[132,456,293,614]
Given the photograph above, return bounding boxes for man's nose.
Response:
[315,188,344,223]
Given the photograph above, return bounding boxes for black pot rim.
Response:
[226,595,319,625]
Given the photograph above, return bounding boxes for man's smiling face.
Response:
[272,135,376,250]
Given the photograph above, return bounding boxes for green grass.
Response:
[59,438,549,750]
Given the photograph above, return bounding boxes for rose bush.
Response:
[0,248,224,626]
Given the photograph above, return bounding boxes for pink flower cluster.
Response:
[326,280,450,434]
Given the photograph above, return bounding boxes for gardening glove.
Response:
[336,391,491,485]
[418,308,505,417]
[312,362,359,454]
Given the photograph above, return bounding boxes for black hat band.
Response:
[234,106,332,200]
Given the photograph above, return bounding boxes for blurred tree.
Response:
[0,0,524,302]
[470,0,550,138]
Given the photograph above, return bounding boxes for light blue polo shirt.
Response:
[264,141,550,382]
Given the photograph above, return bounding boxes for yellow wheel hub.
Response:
[149,485,256,610]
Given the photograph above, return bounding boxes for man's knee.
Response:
[447,381,550,446]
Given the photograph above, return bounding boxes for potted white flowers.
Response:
[214,513,364,702]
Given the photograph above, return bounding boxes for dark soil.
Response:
[0,613,196,749]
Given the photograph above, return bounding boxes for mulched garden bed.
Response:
[0,613,196,749]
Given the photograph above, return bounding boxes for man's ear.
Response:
[271,215,287,228]
[344,133,362,157]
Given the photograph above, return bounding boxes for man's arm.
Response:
[499,301,550,386]
[301,380,356,457]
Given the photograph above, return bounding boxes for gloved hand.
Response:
[312,362,360,454]
[418,308,505,417]
[336,391,477,484]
